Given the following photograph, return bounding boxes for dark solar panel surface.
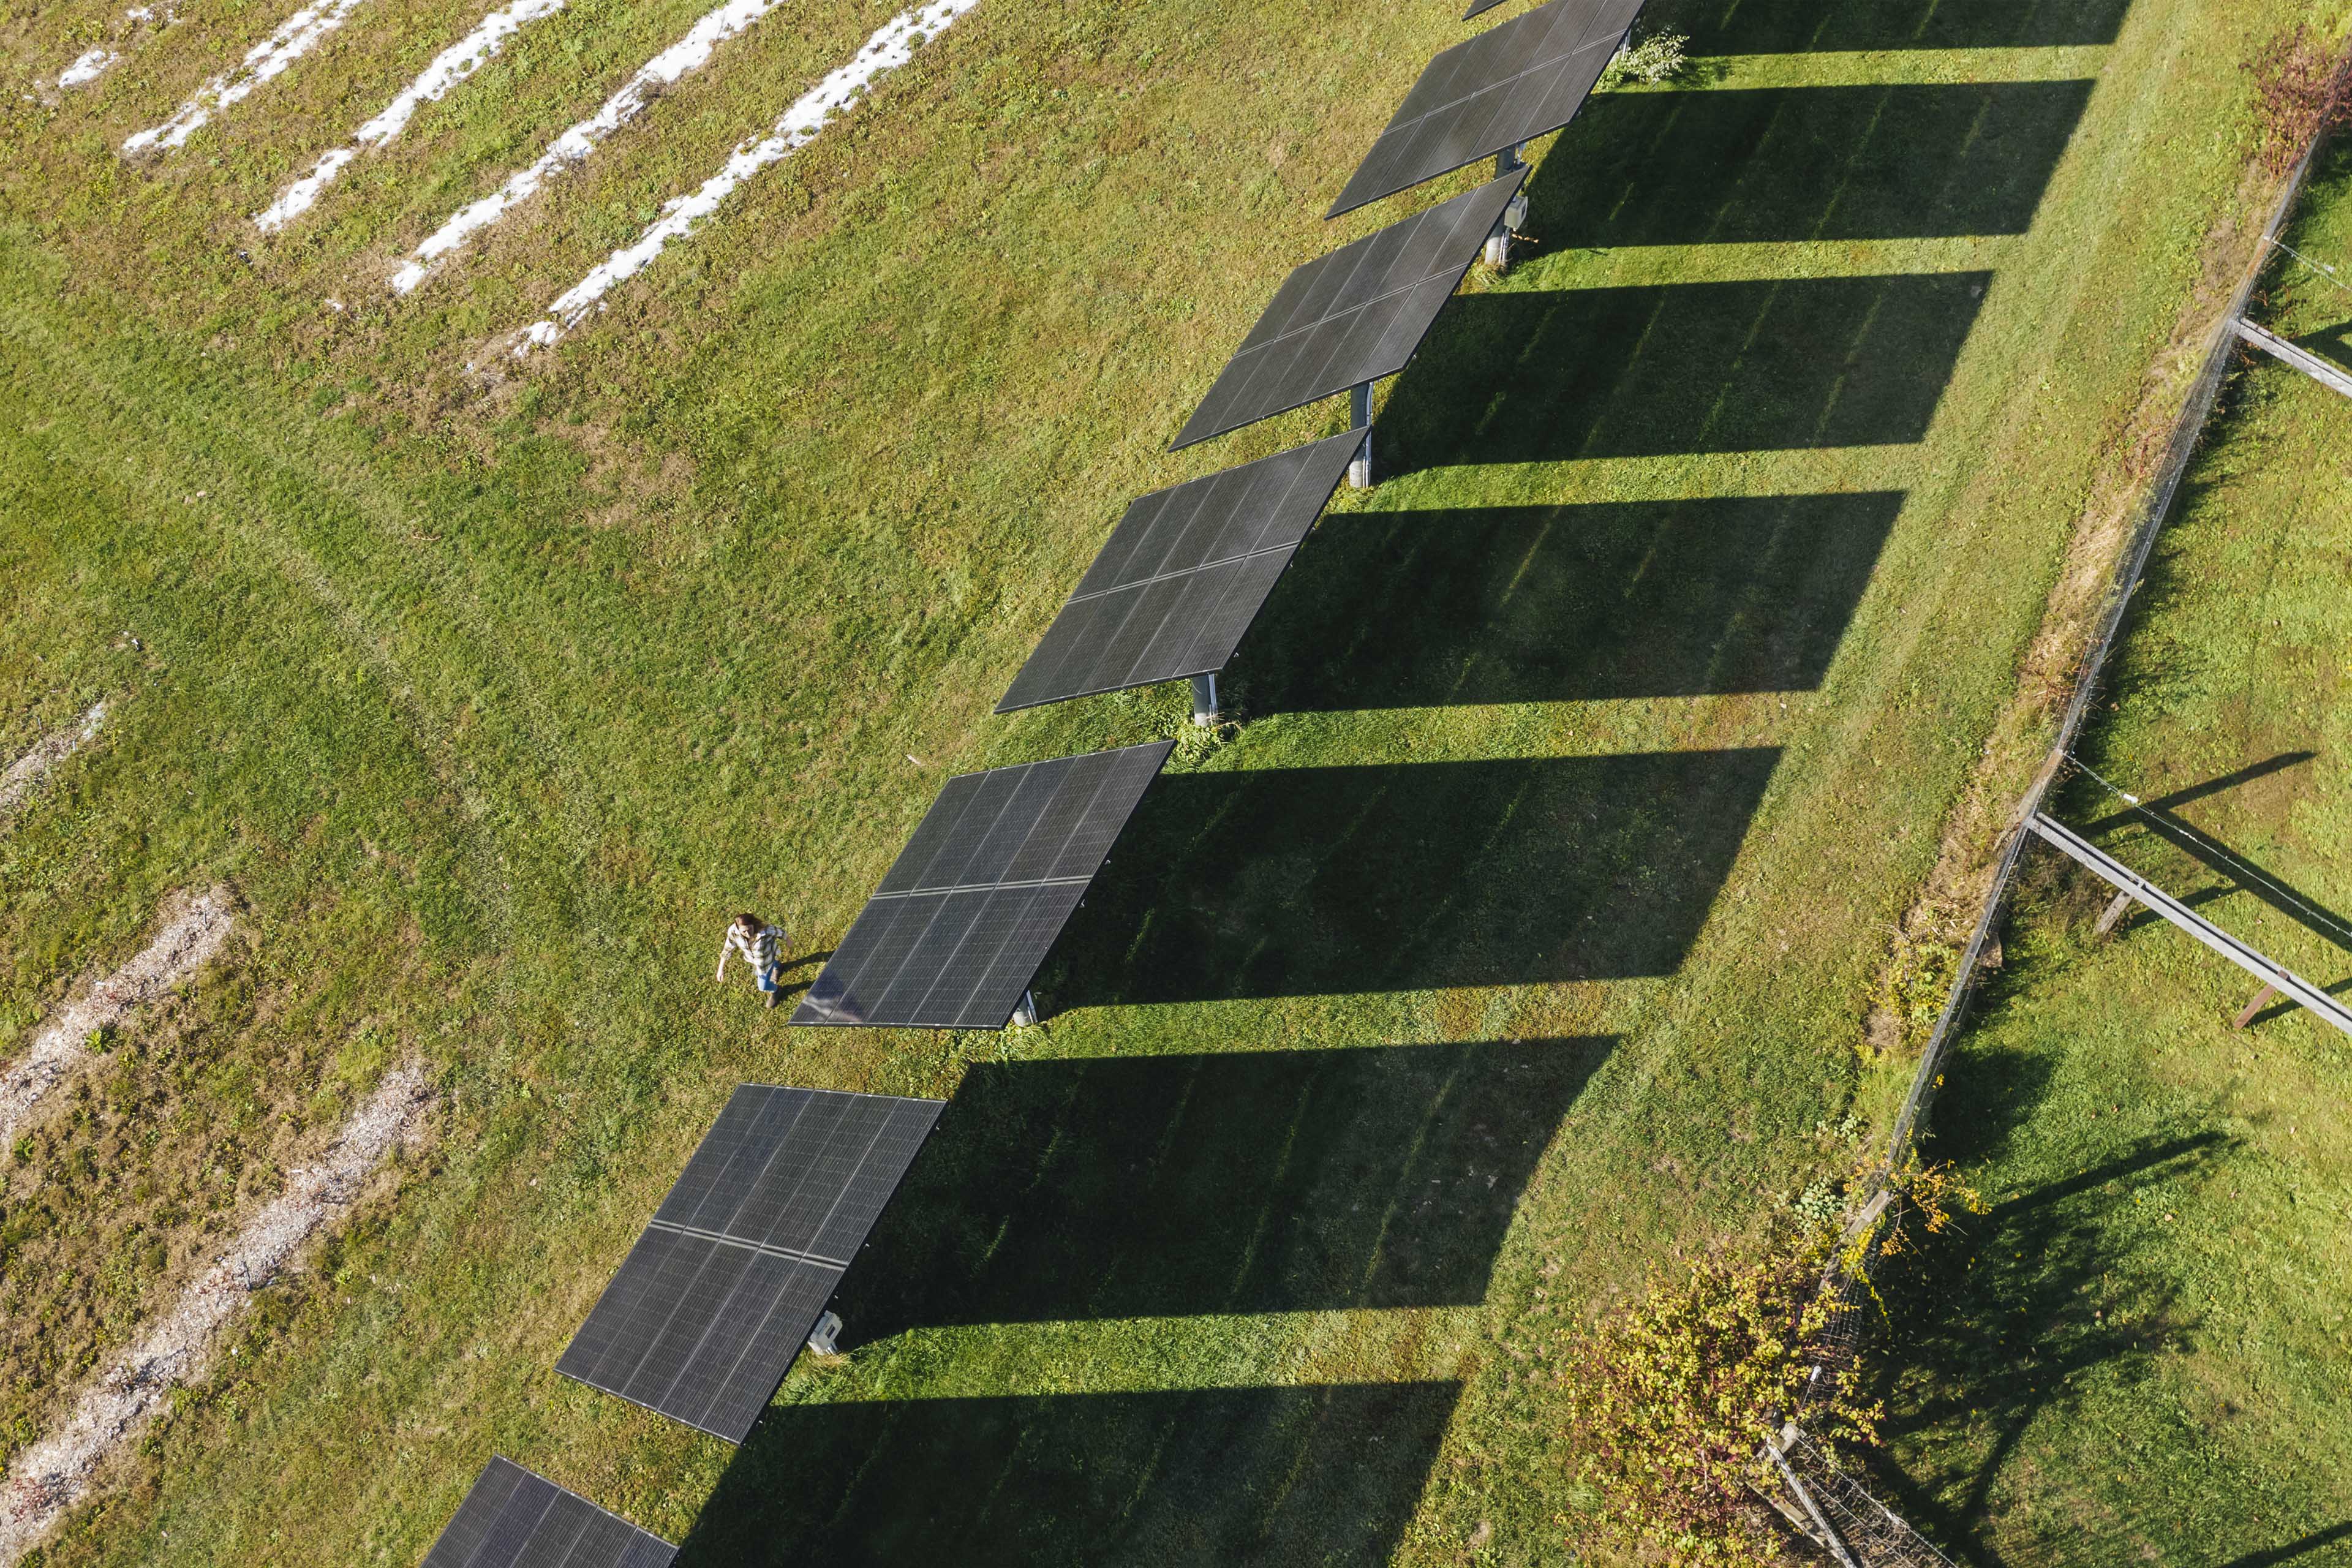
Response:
[793,742,1175,1027]
[1170,172,1524,451]
[997,434,1360,712]
[423,1457,675,1568]
[1332,0,1646,217]
[556,1087,943,1442]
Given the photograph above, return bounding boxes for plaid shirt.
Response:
[720,921,780,976]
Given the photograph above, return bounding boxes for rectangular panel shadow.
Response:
[1247,493,1902,710]
[1652,0,2132,52]
[1534,81,2095,246]
[1384,273,1988,469]
[1050,751,1779,1005]
[677,1382,1463,1568]
[833,1038,1609,1334]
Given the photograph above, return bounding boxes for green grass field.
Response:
[1877,135,2352,1568]
[0,0,2331,1561]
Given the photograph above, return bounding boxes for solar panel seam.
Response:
[891,756,1121,1020]
[1172,173,1522,450]
[690,1098,918,1427]
[1063,538,1302,603]
[644,1216,851,1267]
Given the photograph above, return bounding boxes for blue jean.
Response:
[755,959,782,994]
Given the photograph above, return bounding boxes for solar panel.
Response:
[556,1086,944,1443]
[995,434,1361,713]
[423,1457,675,1568]
[1170,171,1524,451]
[1332,0,1646,217]
[793,741,1175,1027]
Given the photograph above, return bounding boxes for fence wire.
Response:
[1781,1431,1962,1568]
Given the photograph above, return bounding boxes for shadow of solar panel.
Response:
[424,1457,674,1568]
[793,742,1175,1027]
[556,1087,943,1444]
[1169,172,1523,451]
[996,434,1361,712]
[1333,0,1645,217]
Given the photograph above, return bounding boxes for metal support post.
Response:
[1348,381,1374,489]
[1494,141,1524,179]
[1189,671,1219,727]
[1485,145,1528,271]
[805,1310,843,1355]
[1764,1433,1863,1568]
[1010,989,1039,1028]
[2094,889,2136,938]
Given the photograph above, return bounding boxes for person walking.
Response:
[716,911,788,1009]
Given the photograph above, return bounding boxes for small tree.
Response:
[1599,28,1689,90]
[1553,1164,1978,1566]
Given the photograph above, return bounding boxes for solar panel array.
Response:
[1329,0,1648,217]
[1169,171,1526,451]
[423,1458,676,1568]
[996,432,1363,712]
[432,0,1682,1550]
[557,1087,944,1442]
[793,742,1175,1028]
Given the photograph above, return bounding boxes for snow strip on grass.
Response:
[0,887,232,1150]
[388,0,792,295]
[254,0,566,232]
[514,0,978,353]
[58,48,119,86]
[0,702,106,821]
[123,0,366,154]
[0,1062,429,1564]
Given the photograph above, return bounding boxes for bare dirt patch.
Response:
[0,888,232,1150]
[0,1061,429,1564]
[0,703,105,825]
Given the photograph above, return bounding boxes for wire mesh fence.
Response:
[1777,1430,1962,1568]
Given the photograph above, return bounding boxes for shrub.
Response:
[2247,24,2352,176]
[1553,1164,1980,1566]
[1599,27,1688,89]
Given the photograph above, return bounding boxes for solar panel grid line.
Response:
[1332,0,1646,217]
[557,1088,942,1441]
[423,1457,676,1568]
[645,1218,852,1266]
[793,743,1173,1027]
[998,432,1355,711]
[1170,172,1525,450]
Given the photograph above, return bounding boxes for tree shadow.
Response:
[1874,1096,2239,1562]
[1048,750,1778,1005]
[1536,81,2094,247]
[833,1037,1609,1335]
[676,1380,1463,1567]
[1384,273,1989,470]
[2221,1521,2352,1568]
[1646,0,2133,53]
[1245,493,1901,710]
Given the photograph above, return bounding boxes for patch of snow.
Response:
[0,888,232,1150]
[516,0,979,352]
[58,48,119,87]
[388,0,793,295]
[0,1063,429,1564]
[0,702,106,821]
[124,0,368,154]
[255,0,565,232]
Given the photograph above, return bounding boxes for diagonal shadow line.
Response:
[2221,1521,2352,1568]
[2247,973,2352,1029]
[2098,808,2352,954]
[2081,753,2315,832]
[1989,1132,2231,1220]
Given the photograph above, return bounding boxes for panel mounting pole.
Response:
[1010,989,1039,1028]
[1486,144,1528,271]
[1348,381,1374,489]
[1189,671,1220,726]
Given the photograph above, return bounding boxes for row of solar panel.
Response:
[421,0,1653,1556]
[794,0,1648,1035]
